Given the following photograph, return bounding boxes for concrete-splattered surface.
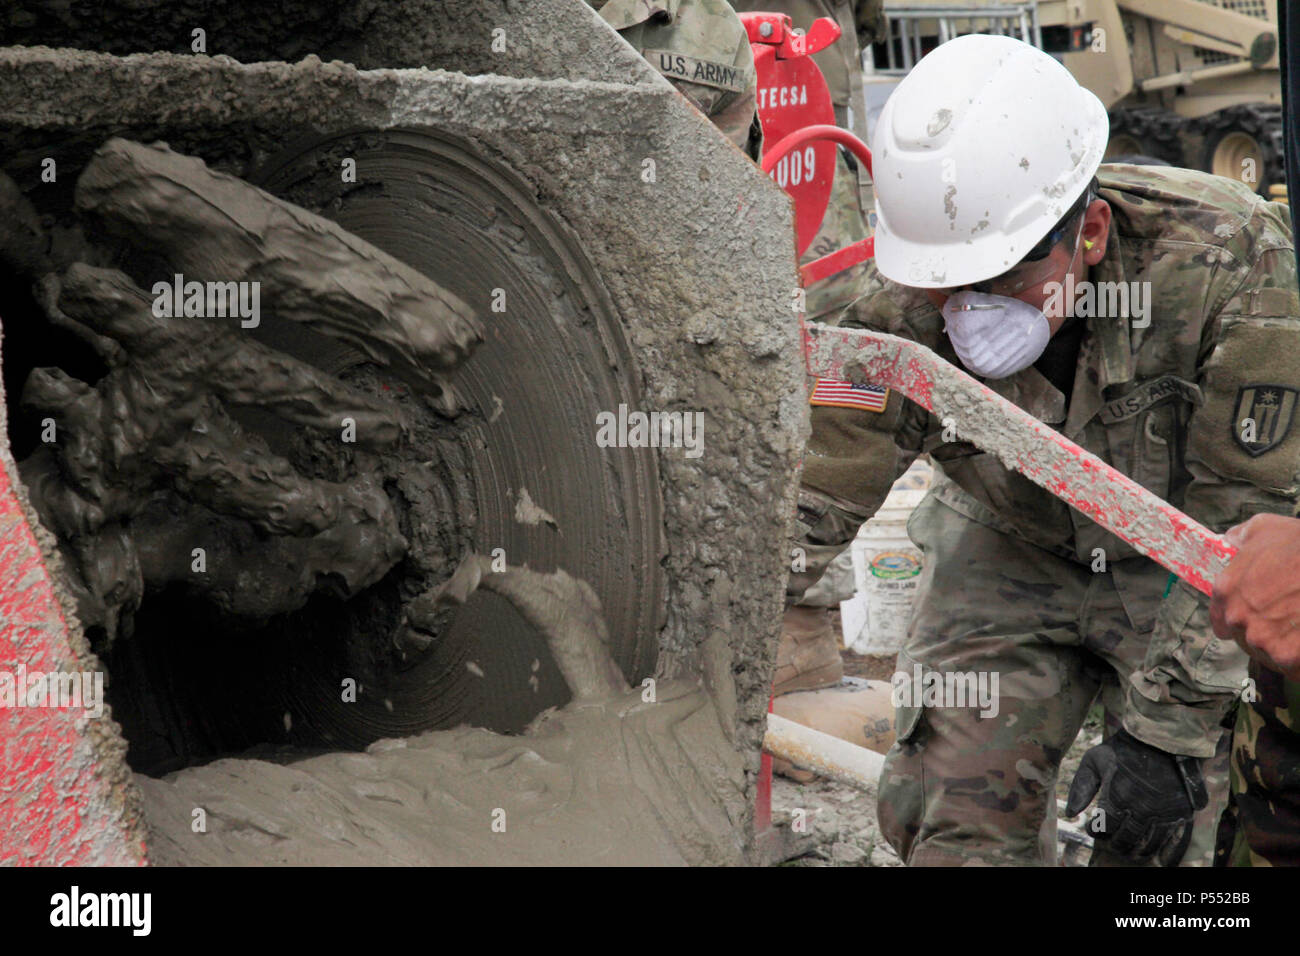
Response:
[0,327,146,865]
[0,0,806,864]
[138,679,748,866]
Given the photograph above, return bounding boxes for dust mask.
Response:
[941,291,1051,380]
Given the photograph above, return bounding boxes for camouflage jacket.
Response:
[806,164,1300,757]
[594,0,761,157]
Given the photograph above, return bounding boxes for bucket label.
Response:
[869,550,922,580]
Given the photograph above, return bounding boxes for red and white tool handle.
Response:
[802,322,1237,596]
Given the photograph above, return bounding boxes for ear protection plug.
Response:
[1084,239,1095,251]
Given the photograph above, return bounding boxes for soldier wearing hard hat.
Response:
[792,33,1300,865]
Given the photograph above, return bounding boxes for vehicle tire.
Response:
[1198,103,1285,195]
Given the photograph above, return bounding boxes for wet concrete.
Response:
[138,678,746,866]
[139,563,747,865]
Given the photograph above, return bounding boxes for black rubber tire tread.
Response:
[1107,106,1185,166]
[1196,102,1285,195]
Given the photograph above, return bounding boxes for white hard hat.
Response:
[871,34,1109,289]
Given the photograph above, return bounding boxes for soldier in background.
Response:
[590,0,763,158]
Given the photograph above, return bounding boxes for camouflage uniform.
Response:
[593,0,762,158]
[729,0,881,321]
[797,164,1300,865]
[1219,664,1300,865]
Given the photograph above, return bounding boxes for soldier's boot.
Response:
[774,605,843,697]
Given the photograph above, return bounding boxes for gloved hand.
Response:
[1064,728,1209,866]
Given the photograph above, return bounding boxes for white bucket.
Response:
[841,480,928,656]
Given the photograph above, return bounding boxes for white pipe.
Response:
[764,712,886,794]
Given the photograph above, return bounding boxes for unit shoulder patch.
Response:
[1233,384,1298,457]
[641,49,747,93]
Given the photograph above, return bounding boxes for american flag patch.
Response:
[809,379,889,412]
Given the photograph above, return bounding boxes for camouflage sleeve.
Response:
[1225,662,1300,865]
[597,1,761,157]
[675,74,759,158]
[660,2,760,158]
[789,272,930,601]
[1125,202,1300,758]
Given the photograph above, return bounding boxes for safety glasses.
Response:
[942,187,1093,299]
[967,207,1088,298]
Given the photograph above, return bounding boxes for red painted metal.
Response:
[763,124,876,283]
[741,12,841,58]
[802,322,1237,595]
[801,235,875,285]
[0,337,145,865]
[779,18,841,57]
[755,693,774,835]
[761,123,873,179]
[744,14,840,257]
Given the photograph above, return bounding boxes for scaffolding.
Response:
[870,4,1044,73]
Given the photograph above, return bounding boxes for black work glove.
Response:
[1064,728,1209,866]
